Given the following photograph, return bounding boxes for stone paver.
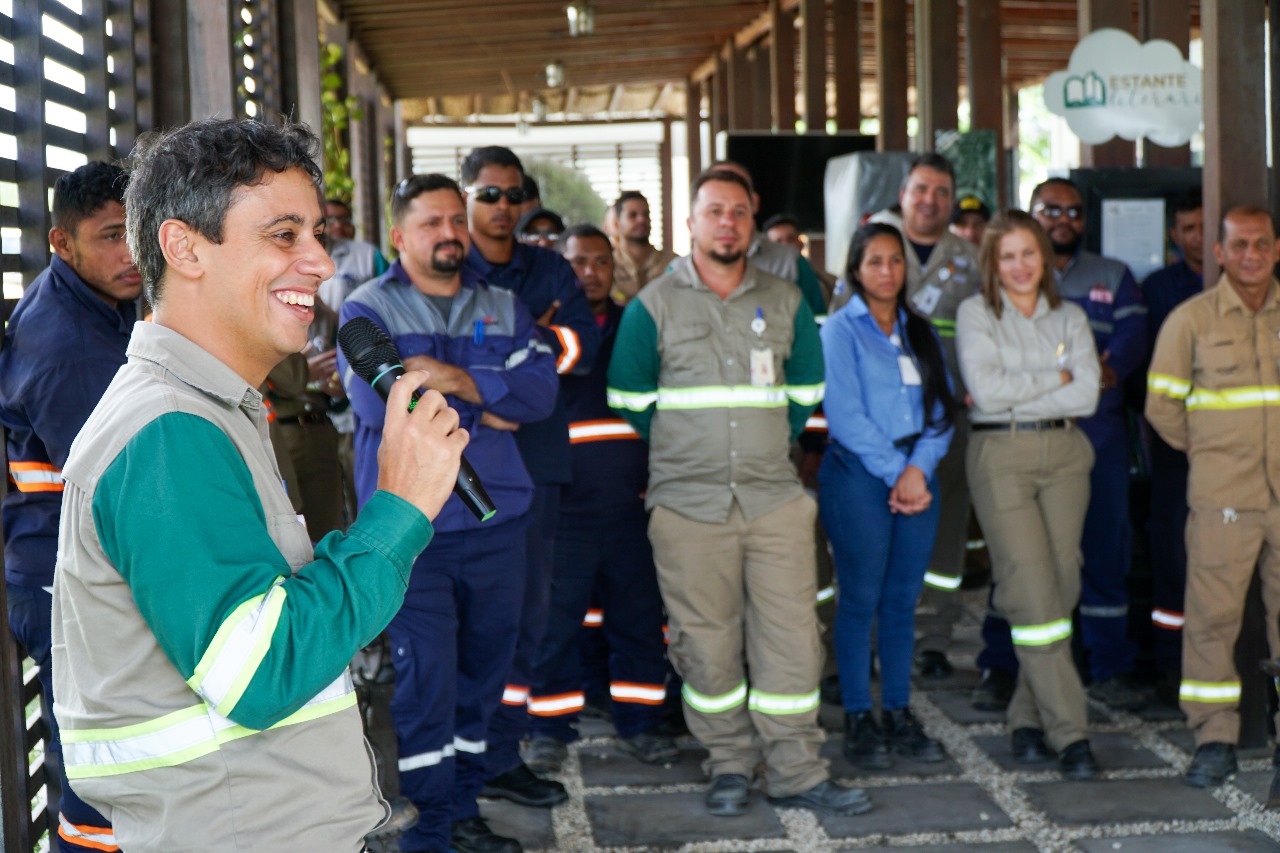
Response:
[973,730,1169,772]
[584,790,786,846]
[578,743,707,787]
[930,689,1009,725]
[817,781,1012,837]
[480,799,555,850]
[845,844,1037,853]
[1021,777,1235,824]
[1071,830,1280,852]
[1235,769,1276,805]
[821,733,963,779]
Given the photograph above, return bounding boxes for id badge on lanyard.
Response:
[750,307,775,386]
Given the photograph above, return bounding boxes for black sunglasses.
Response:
[1033,203,1085,221]
[465,185,527,205]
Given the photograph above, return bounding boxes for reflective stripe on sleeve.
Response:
[1152,608,1185,629]
[1186,385,1280,411]
[581,608,604,627]
[568,419,639,444]
[1147,372,1192,399]
[1009,618,1072,646]
[502,685,530,705]
[610,682,666,705]
[748,688,820,715]
[399,744,455,771]
[804,416,829,433]
[923,571,962,591]
[550,325,581,374]
[187,578,288,717]
[786,383,825,406]
[62,673,354,779]
[682,680,747,713]
[1113,304,1148,320]
[930,318,956,338]
[58,814,119,852]
[606,387,658,411]
[815,585,835,604]
[528,692,585,716]
[1180,680,1241,702]
[8,461,64,493]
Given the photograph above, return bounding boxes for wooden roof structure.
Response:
[328,0,1200,124]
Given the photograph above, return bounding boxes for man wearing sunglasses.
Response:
[460,145,602,810]
[978,177,1148,714]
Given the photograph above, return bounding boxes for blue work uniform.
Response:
[0,255,126,852]
[979,251,1146,682]
[339,261,558,852]
[1141,259,1203,672]
[464,241,601,777]
[528,300,669,742]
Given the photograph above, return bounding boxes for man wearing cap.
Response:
[834,153,980,681]
[950,195,990,247]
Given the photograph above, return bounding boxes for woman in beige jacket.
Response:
[956,210,1101,780]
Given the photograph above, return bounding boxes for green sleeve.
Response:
[606,298,661,441]
[373,251,389,277]
[785,299,825,441]
[93,412,433,730]
[795,256,829,318]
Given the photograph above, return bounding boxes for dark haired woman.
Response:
[819,223,956,769]
[956,210,1100,779]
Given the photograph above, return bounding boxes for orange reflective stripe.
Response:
[501,685,529,706]
[58,815,119,852]
[609,682,666,705]
[9,461,64,492]
[582,608,604,627]
[551,325,581,373]
[527,691,585,716]
[568,419,639,444]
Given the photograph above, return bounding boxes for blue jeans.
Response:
[819,443,940,712]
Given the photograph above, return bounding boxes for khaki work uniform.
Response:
[612,243,677,301]
[607,260,828,796]
[1146,276,1280,746]
[836,212,982,654]
[957,291,1100,751]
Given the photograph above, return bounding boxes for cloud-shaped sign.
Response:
[1044,28,1202,147]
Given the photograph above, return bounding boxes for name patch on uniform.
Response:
[913,284,943,315]
[751,348,775,386]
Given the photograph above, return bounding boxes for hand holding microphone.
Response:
[339,317,497,522]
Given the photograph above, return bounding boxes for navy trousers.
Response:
[7,583,114,853]
[1147,430,1190,673]
[530,507,668,740]
[485,484,560,778]
[389,517,527,853]
[977,421,1136,681]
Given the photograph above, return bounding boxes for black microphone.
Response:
[338,316,496,522]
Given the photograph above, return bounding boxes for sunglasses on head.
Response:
[1033,203,1085,221]
[466,185,527,205]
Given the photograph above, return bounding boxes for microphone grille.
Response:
[338,316,400,384]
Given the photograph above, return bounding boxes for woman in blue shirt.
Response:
[819,223,957,769]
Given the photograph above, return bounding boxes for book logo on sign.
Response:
[1064,72,1106,108]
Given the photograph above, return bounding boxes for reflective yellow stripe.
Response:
[1180,680,1241,702]
[815,585,835,604]
[606,387,658,411]
[923,571,962,591]
[748,688,820,714]
[1010,618,1072,646]
[63,674,354,779]
[786,383,825,406]
[657,385,789,408]
[1147,372,1191,399]
[1186,385,1280,411]
[682,680,747,713]
[187,578,288,717]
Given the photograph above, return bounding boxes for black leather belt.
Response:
[893,432,922,451]
[971,418,1069,433]
[275,411,329,426]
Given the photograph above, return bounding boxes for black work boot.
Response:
[843,711,892,769]
[1184,742,1237,788]
[881,707,944,762]
[971,668,1015,711]
[450,816,522,853]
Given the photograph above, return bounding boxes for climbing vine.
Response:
[320,41,363,203]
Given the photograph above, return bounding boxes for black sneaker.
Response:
[1184,742,1237,788]
[618,729,681,764]
[882,707,944,762]
[843,710,891,769]
[767,780,873,816]
[916,650,953,679]
[1058,739,1099,781]
[1010,727,1054,765]
[481,763,568,807]
[971,668,1015,711]
[705,773,750,816]
[450,815,522,853]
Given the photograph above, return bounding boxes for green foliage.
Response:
[319,41,363,204]
[523,159,607,227]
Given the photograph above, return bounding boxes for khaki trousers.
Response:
[1181,501,1280,745]
[917,419,971,653]
[273,420,344,542]
[967,426,1093,751]
[649,496,828,797]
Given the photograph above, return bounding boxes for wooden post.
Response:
[151,0,235,126]
[727,40,751,131]
[965,0,1005,206]
[799,0,825,132]
[769,0,796,132]
[685,77,703,185]
[661,118,674,253]
[751,44,773,130]
[1078,0,1135,168]
[82,0,112,162]
[875,0,909,151]
[833,0,861,131]
[914,0,959,152]
[277,0,324,136]
[1138,0,1192,168]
